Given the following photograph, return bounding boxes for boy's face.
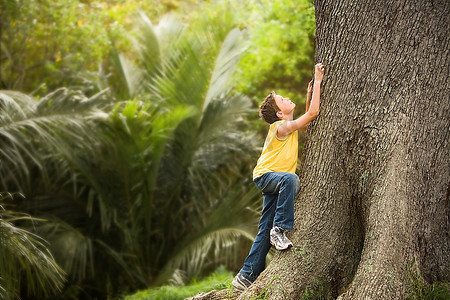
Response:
[275,95,295,116]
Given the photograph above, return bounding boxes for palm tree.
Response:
[0,88,109,193]
[0,12,261,298]
[0,88,112,298]
[103,13,262,285]
[0,192,65,299]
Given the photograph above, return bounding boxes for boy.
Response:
[232,63,325,290]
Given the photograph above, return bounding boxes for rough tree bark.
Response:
[192,0,449,299]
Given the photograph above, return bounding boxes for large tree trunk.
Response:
[235,0,449,299]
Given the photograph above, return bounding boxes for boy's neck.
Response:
[280,112,294,121]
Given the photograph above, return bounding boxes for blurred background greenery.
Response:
[0,0,315,298]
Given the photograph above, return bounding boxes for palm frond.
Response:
[0,12,262,297]
[203,28,247,112]
[154,184,260,285]
[135,12,162,81]
[119,53,143,97]
[36,219,95,282]
[0,89,108,194]
[0,193,66,299]
[109,43,143,99]
[114,14,260,284]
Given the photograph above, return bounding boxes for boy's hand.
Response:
[314,63,325,82]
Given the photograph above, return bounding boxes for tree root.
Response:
[187,288,241,300]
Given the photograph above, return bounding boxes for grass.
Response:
[407,261,450,300]
[124,266,234,300]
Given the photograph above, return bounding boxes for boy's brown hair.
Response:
[259,91,280,124]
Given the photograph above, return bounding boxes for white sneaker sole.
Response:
[270,240,293,251]
[232,276,251,290]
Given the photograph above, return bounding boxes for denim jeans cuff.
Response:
[239,272,254,283]
[274,224,293,232]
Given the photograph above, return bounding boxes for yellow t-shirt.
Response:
[253,120,298,179]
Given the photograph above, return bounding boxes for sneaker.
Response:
[270,226,293,250]
[232,273,252,290]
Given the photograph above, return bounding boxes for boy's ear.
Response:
[276,111,283,119]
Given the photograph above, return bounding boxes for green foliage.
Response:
[1,12,261,298]
[100,13,261,287]
[0,0,200,94]
[234,0,315,102]
[125,266,233,300]
[0,1,317,298]
[0,87,112,298]
[185,0,316,103]
[0,192,66,299]
[407,261,450,300]
[184,0,316,140]
[0,88,109,193]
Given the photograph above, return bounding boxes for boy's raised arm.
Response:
[305,80,313,113]
[277,63,325,138]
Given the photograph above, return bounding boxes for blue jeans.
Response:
[239,172,300,282]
